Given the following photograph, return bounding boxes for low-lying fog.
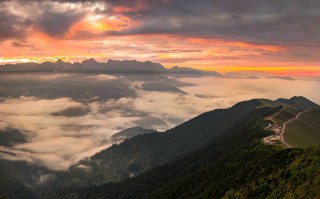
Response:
[0,73,319,170]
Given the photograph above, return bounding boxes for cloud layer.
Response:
[0,73,320,170]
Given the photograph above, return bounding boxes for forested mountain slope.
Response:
[46,97,320,190]
[47,105,320,199]
[44,99,266,188]
[0,166,36,199]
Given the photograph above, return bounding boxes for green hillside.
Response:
[286,110,320,148]
[224,146,320,198]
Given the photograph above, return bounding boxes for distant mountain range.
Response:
[1,96,319,198]
[0,59,221,77]
[0,60,298,81]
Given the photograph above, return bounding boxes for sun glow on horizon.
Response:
[0,0,319,78]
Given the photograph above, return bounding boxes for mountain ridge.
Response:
[0,59,221,77]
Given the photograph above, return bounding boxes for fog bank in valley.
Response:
[0,73,319,170]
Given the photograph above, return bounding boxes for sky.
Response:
[0,0,320,75]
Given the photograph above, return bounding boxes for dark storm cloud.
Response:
[46,0,320,47]
[102,0,320,46]
[1,0,320,47]
[35,10,83,37]
[0,10,30,42]
[0,0,86,39]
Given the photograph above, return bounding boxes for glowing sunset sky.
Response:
[0,0,320,75]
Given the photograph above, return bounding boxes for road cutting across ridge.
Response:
[263,106,310,148]
[280,110,310,148]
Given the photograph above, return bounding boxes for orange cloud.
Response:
[65,14,133,39]
[187,38,285,52]
[215,66,320,76]
[0,31,317,77]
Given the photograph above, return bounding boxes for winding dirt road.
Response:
[280,110,310,148]
[267,106,285,123]
[264,106,310,148]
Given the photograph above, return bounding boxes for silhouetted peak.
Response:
[290,96,306,100]
[290,96,317,105]
[107,59,159,64]
[55,59,65,64]
[82,58,98,64]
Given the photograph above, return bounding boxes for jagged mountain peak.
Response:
[0,59,220,77]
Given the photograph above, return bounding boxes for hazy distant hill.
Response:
[0,59,221,77]
[268,76,295,81]
[111,127,156,142]
[168,66,222,77]
[0,73,137,100]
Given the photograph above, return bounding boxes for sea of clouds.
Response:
[0,74,319,170]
